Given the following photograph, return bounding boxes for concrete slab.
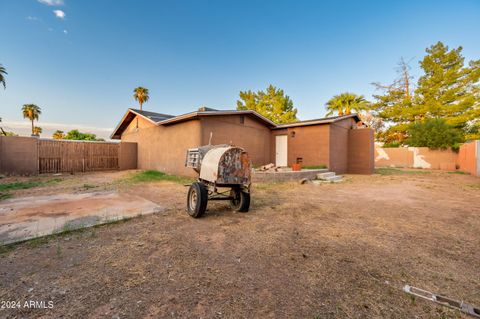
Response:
[0,191,162,245]
[316,172,336,179]
[324,175,343,182]
[311,178,343,185]
[252,169,328,183]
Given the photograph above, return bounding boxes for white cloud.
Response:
[63,29,68,34]
[53,10,66,19]
[26,16,40,21]
[38,0,64,6]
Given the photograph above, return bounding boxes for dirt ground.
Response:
[0,169,479,318]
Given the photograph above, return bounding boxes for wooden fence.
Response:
[38,140,119,174]
[0,136,137,175]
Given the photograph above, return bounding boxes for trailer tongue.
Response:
[185,144,252,218]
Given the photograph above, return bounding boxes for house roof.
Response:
[111,108,361,139]
[110,108,175,139]
[130,109,175,122]
[158,109,276,127]
[272,114,361,130]
[111,108,276,139]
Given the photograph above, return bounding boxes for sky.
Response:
[1,0,479,139]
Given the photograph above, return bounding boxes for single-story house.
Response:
[111,107,374,176]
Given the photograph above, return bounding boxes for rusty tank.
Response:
[184,144,252,218]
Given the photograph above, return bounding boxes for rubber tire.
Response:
[187,182,208,218]
[230,188,250,212]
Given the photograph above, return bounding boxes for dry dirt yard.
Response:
[0,169,479,318]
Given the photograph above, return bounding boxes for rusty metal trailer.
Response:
[185,144,251,218]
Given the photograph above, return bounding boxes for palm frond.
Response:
[22,104,42,120]
[0,64,7,89]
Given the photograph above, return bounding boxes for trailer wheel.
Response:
[187,182,208,218]
[230,188,250,212]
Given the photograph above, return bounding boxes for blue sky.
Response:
[1,0,479,138]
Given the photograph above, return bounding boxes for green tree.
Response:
[415,42,480,139]
[371,42,480,143]
[325,92,369,116]
[0,64,7,89]
[133,87,149,110]
[64,129,103,141]
[370,58,416,143]
[406,118,464,150]
[22,104,42,135]
[237,85,298,124]
[52,130,65,139]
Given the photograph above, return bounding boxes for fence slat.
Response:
[38,140,119,174]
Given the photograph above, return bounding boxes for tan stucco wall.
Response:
[123,116,156,133]
[271,125,330,167]
[0,136,39,175]
[348,128,375,174]
[119,142,138,170]
[329,118,354,174]
[458,141,478,176]
[121,115,201,176]
[375,146,459,170]
[200,115,271,166]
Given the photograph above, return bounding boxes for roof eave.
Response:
[110,109,133,139]
[272,114,360,130]
[332,113,360,123]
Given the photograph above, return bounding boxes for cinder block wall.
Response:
[200,115,271,167]
[458,141,479,176]
[329,119,353,174]
[0,136,39,175]
[375,141,480,175]
[347,128,375,174]
[477,141,480,177]
[121,116,201,177]
[270,126,330,167]
[375,147,458,170]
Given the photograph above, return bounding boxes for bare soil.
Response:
[0,170,479,318]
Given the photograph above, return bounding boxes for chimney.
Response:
[198,106,218,112]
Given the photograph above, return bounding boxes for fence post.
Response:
[82,142,85,172]
[36,138,40,175]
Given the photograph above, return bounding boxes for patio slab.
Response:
[0,191,162,244]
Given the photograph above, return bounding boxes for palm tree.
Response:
[33,126,42,136]
[0,64,6,89]
[133,87,149,110]
[22,104,42,135]
[325,97,344,117]
[326,92,369,116]
[52,130,65,139]
[0,117,6,136]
